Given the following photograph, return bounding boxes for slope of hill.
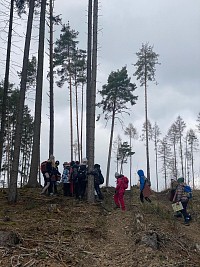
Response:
[0,186,200,267]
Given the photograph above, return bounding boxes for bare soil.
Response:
[0,186,200,267]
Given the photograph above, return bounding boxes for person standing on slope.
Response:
[114,172,129,211]
[137,169,151,203]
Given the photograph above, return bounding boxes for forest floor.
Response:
[0,186,200,267]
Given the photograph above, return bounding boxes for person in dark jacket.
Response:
[93,164,104,200]
[41,155,55,195]
[51,160,61,195]
[76,163,87,200]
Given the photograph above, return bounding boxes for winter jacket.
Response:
[137,170,145,191]
[51,166,61,181]
[46,160,53,175]
[174,183,188,203]
[115,176,125,194]
[62,168,70,183]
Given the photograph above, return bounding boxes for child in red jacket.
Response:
[114,172,128,211]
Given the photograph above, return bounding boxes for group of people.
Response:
[41,156,104,201]
[41,159,192,225]
[114,169,192,226]
[113,169,152,211]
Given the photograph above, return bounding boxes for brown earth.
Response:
[0,186,200,267]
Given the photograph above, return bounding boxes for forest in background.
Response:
[0,0,200,203]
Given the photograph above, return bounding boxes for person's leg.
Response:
[74,182,79,199]
[181,201,190,223]
[54,182,58,194]
[118,193,125,211]
[70,181,74,196]
[41,181,50,194]
[145,197,151,203]
[48,180,53,195]
[80,181,87,199]
[94,183,103,200]
[114,192,120,207]
[63,183,67,196]
[140,191,144,203]
[67,183,71,196]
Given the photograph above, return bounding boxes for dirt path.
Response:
[100,209,134,267]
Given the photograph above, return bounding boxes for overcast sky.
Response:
[1,0,200,190]
[48,0,200,189]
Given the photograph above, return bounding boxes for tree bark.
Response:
[106,106,116,187]
[49,0,54,157]
[87,0,98,202]
[28,0,47,187]
[8,0,35,202]
[0,0,14,175]
[86,0,93,158]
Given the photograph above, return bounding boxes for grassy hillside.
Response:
[0,186,200,266]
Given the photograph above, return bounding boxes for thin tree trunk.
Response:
[8,0,35,202]
[28,0,47,187]
[173,140,177,179]
[129,135,132,188]
[106,106,116,187]
[0,0,14,174]
[87,0,98,202]
[80,83,84,161]
[49,0,54,157]
[86,0,92,158]
[75,82,80,162]
[155,137,159,192]
[179,134,184,177]
[144,75,150,180]
[69,71,73,161]
[191,144,194,188]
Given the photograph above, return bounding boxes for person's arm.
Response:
[116,179,122,191]
[140,177,145,190]
[172,190,177,202]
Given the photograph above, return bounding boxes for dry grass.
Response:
[0,187,200,266]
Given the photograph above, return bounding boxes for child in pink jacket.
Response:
[114,172,127,211]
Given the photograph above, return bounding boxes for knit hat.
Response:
[177,177,184,184]
[82,158,88,164]
[115,172,120,178]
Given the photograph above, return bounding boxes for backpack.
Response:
[145,177,151,187]
[41,161,47,173]
[99,172,104,185]
[122,176,129,189]
[184,185,192,199]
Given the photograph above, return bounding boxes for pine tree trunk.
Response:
[106,107,116,187]
[87,0,98,203]
[86,0,92,158]
[179,134,184,177]
[8,0,35,202]
[0,0,14,175]
[28,0,47,187]
[129,135,132,188]
[155,137,159,192]
[49,0,54,157]
[80,83,84,161]
[69,71,73,161]
[75,82,80,163]
[144,76,150,180]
